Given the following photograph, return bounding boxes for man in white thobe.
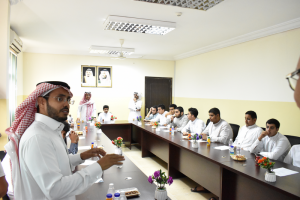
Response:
[284,145,300,168]
[182,108,205,136]
[170,107,189,132]
[164,104,177,125]
[77,92,97,122]
[233,111,262,151]
[250,119,291,161]
[5,81,124,200]
[0,160,8,198]
[128,92,142,121]
[150,104,169,125]
[201,108,233,145]
[98,105,115,124]
[144,106,159,121]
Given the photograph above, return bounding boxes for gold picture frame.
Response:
[97,66,112,88]
[81,65,97,87]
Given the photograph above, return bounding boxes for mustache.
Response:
[60,107,69,112]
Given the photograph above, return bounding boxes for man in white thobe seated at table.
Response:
[5,81,124,200]
[233,111,262,151]
[77,91,97,122]
[200,108,233,145]
[182,108,206,136]
[250,119,291,161]
[98,105,115,124]
[150,104,168,126]
[128,92,142,121]
[164,104,177,125]
[170,107,189,132]
[144,106,159,121]
[284,145,300,168]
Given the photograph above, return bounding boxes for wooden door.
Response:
[145,77,172,115]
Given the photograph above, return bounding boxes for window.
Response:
[8,51,17,126]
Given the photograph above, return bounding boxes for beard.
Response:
[47,101,68,122]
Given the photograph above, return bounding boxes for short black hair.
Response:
[245,111,257,119]
[62,121,70,133]
[188,108,198,118]
[158,104,165,110]
[169,104,177,109]
[152,106,158,112]
[209,108,220,117]
[103,105,109,110]
[266,119,280,129]
[176,106,184,113]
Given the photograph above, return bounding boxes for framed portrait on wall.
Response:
[81,65,96,87]
[97,66,112,88]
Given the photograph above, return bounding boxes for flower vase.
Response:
[155,187,168,200]
[152,126,157,129]
[192,141,198,148]
[138,121,142,126]
[265,171,276,182]
[115,146,122,155]
[96,128,102,140]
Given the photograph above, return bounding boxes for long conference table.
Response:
[74,122,171,200]
[95,120,300,200]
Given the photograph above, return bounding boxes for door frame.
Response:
[144,76,173,115]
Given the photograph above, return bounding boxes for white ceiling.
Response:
[10,0,300,60]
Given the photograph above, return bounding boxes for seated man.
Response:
[233,111,262,151]
[201,108,233,145]
[144,106,158,121]
[170,107,189,132]
[284,145,300,168]
[150,104,168,126]
[182,108,205,136]
[0,160,8,198]
[98,105,115,123]
[165,104,177,124]
[62,121,79,154]
[250,119,291,161]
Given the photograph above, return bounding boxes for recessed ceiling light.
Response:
[89,45,134,56]
[104,15,176,35]
[134,0,224,11]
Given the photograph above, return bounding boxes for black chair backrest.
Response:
[206,119,210,126]
[98,112,101,117]
[229,123,240,142]
[261,127,266,131]
[285,135,300,146]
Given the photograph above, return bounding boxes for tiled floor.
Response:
[122,145,218,200]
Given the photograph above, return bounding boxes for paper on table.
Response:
[273,167,299,177]
[145,124,151,126]
[80,160,96,166]
[95,178,103,183]
[214,146,230,150]
[163,130,170,132]
[78,146,90,150]
[79,136,85,140]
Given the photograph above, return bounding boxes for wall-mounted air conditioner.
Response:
[10,29,23,54]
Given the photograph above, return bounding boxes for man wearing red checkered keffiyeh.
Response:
[76,91,97,122]
[3,81,123,200]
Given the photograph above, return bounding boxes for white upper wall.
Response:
[175,28,300,102]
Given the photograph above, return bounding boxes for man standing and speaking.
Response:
[5,81,124,199]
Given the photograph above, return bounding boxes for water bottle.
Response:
[229,139,234,156]
[171,126,174,136]
[114,193,120,200]
[236,143,241,155]
[119,190,127,200]
[107,183,114,198]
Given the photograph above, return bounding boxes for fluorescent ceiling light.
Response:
[89,45,134,55]
[104,15,176,35]
[134,0,224,11]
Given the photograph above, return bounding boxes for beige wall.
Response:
[22,53,175,120]
[175,28,300,136]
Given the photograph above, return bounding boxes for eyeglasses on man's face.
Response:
[286,69,300,91]
[44,96,74,105]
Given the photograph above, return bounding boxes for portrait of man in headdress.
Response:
[81,66,96,87]
[97,66,112,87]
